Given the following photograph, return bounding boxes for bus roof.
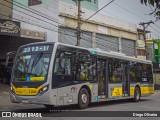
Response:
[19,42,152,64]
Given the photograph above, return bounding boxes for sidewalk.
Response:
[0,82,10,93]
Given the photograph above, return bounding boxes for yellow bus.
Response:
[10,42,154,109]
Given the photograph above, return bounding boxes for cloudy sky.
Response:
[99,0,160,39]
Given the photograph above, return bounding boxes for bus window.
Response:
[52,50,73,88]
[141,64,153,83]
[141,63,147,82]
[54,50,72,76]
[108,59,121,83]
[147,64,153,83]
[130,62,141,83]
[76,53,96,81]
[130,62,136,83]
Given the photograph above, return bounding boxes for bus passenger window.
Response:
[130,62,137,83]
[142,63,147,78]
[141,63,153,83]
[54,50,72,76]
[108,59,121,83]
[130,62,142,83]
[52,50,73,88]
[147,64,153,83]
[76,54,96,81]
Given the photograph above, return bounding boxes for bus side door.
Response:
[108,58,122,99]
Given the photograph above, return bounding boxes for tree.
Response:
[141,0,160,20]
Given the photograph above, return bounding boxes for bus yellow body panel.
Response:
[12,86,42,96]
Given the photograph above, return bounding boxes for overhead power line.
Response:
[4,0,61,26]
[76,0,115,46]
[81,0,115,26]
[0,12,121,51]
[1,1,135,51]
[0,2,58,29]
[113,2,160,37]
[0,9,136,54]
[2,0,137,51]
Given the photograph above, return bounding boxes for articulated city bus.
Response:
[10,42,154,109]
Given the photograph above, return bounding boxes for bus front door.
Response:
[97,59,107,98]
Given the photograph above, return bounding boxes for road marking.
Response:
[2,92,9,95]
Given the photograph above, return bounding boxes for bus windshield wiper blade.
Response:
[30,52,43,72]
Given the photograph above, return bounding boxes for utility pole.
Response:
[139,21,154,60]
[76,0,81,46]
[75,0,114,46]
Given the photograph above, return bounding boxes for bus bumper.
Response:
[10,91,52,105]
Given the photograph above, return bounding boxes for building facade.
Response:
[0,0,58,63]
[136,29,150,60]
[11,0,138,57]
[61,0,98,11]
[0,0,13,19]
[59,1,137,56]
[147,39,160,85]
[13,0,58,41]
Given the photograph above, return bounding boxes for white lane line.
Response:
[2,92,9,95]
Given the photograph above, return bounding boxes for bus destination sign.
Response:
[22,45,51,53]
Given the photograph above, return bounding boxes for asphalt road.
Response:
[0,83,160,120]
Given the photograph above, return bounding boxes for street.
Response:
[0,83,160,119]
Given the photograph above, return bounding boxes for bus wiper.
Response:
[30,52,43,73]
[26,72,38,77]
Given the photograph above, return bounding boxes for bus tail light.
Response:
[38,85,49,95]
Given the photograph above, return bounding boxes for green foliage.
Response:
[141,0,160,20]
[141,0,159,6]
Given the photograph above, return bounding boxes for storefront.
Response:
[0,19,44,65]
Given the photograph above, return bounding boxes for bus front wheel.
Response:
[134,87,140,102]
[78,88,90,109]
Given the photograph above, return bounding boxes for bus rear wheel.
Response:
[134,87,140,102]
[78,88,89,109]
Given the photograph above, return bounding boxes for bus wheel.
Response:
[78,88,89,109]
[134,87,140,102]
[44,105,54,109]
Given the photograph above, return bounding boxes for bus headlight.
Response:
[38,85,49,95]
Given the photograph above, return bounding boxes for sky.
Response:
[99,0,160,39]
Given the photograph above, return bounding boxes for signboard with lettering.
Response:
[0,19,20,36]
[137,40,145,49]
[19,45,53,53]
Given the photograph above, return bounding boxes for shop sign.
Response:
[0,19,20,36]
[137,40,145,49]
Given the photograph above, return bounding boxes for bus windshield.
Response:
[12,53,51,82]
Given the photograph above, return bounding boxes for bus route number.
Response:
[23,45,50,53]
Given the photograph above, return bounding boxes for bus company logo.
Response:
[71,87,77,92]
[2,112,11,117]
